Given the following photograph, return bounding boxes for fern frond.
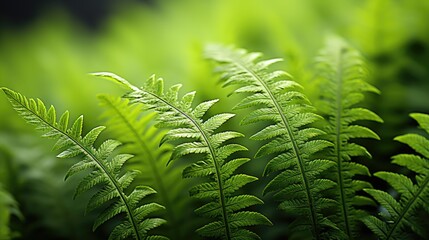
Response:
[363,113,429,240]
[314,37,383,238]
[205,45,338,239]
[94,72,272,240]
[98,95,195,239]
[1,88,168,240]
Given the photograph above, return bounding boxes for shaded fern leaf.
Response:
[363,113,429,240]
[205,45,339,239]
[1,88,168,240]
[94,72,272,240]
[0,184,22,239]
[98,95,196,239]
[315,37,383,238]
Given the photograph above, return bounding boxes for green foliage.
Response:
[1,88,167,240]
[0,184,21,240]
[205,45,339,239]
[314,37,383,238]
[1,1,429,239]
[95,72,272,239]
[2,37,429,239]
[363,113,429,240]
[98,95,196,239]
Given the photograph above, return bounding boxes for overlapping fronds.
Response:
[93,72,272,240]
[205,45,338,239]
[1,88,167,240]
[98,95,194,239]
[363,113,429,240]
[314,37,383,238]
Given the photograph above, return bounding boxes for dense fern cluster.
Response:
[2,38,428,240]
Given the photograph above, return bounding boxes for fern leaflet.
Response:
[363,113,429,240]
[205,45,339,239]
[315,37,383,238]
[94,72,272,240]
[1,88,167,240]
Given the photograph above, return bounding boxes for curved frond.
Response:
[2,88,167,240]
[205,45,338,239]
[363,113,429,240]
[95,72,272,240]
[314,37,383,238]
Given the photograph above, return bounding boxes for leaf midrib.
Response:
[334,50,351,238]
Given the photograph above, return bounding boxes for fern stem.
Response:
[142,91,232,240]
[199,123,231,240]
[385,176,429,239]
[234,60,320,239]
[10,96,143,240]
[103,98,176,224]
[335,49,351,238]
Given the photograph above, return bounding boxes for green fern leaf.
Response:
[95,72,272,239]
[314,37,383,238]
[205,45,339,239]
[1,88,167,240]
[363,113,429,240]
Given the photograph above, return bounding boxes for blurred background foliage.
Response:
[0,0,428,239]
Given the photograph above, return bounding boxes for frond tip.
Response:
[363,113,429,240]
[1,87,168,240]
